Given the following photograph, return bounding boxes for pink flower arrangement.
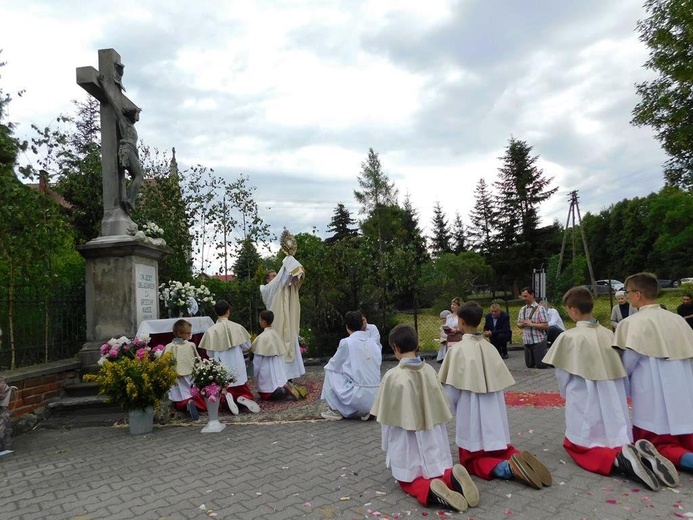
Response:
[191,359,235,402]
[97,334,163,365]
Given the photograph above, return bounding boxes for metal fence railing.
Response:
[0,284,86,370]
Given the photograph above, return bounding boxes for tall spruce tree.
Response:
[467,178,496,256]
[325,202,358,244]
[402,194,429,264]
[353,148,398,214]
[233,238,262,279]
[493,137,557,291]
[429,201,452,257]
[354,148,398,314]
[451,212,467,254]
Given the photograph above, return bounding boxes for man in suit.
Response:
[483,302,512,359]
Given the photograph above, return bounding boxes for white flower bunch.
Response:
[196,284,214,304]
[142,222,164,238]
[159,281,216,312]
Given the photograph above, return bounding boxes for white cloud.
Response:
[0,0,668,272]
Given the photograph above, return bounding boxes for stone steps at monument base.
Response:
[63,382,101,398]
[38,396,125,429]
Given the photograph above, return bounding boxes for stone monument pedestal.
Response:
[77,236,170,365]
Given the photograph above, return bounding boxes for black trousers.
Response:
[490,335,510,357]
[524,340,550,369]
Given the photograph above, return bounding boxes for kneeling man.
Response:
[321,311,382,420]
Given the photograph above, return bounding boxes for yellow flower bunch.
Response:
[85,352,178,412]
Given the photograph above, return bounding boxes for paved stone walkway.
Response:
[3,353,693,519]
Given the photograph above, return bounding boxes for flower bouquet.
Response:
[159,280,215,317]
[142,221,164,239]
[190,358,235,403]
[130,221,166,246]
[85,334,176,434]
[190,359,236,433]
[96,334,161,365]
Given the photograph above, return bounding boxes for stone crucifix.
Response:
[76,48,145,236]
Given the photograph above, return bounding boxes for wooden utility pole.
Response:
[556,191,597,296]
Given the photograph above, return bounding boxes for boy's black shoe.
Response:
[634,439,679,488]
[451,464,479,507]
[428,479,468,512]
[615,444,660,491]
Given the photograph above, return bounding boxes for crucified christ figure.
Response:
[99,75,145,214]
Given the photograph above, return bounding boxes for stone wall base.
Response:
[3,359,81,417]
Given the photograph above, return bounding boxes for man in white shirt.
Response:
[541,301,565,348]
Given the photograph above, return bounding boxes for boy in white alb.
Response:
[371,324,479,513]
[251,310,302,401]
[164,319,206,420]
[543,286,675,490]
[320,311,382,421]
[199,300,260,415]
[615,273,693,474]
[439,301,551,489]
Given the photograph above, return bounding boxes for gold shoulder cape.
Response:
[438,334,515,393]
[614,304,693,360]
[163,340,199,376]
[198,318,251,352]
[371,360,452,431]
[251,328,286,356]
[543,322,626,380]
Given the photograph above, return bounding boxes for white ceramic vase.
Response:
[201,397,226,433]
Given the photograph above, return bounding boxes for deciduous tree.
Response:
[632,0,693,190]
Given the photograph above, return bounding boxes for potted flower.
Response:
[85,336,178,435]
[190,358,236,433]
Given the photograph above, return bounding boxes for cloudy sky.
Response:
[0,0,665,265]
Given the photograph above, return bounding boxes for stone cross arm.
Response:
[76,66,138,113]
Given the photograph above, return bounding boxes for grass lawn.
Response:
[396,289,689,352]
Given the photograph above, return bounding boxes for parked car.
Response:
[658,279,676,288]
[674,277,693,288]
[586,279,625,295]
